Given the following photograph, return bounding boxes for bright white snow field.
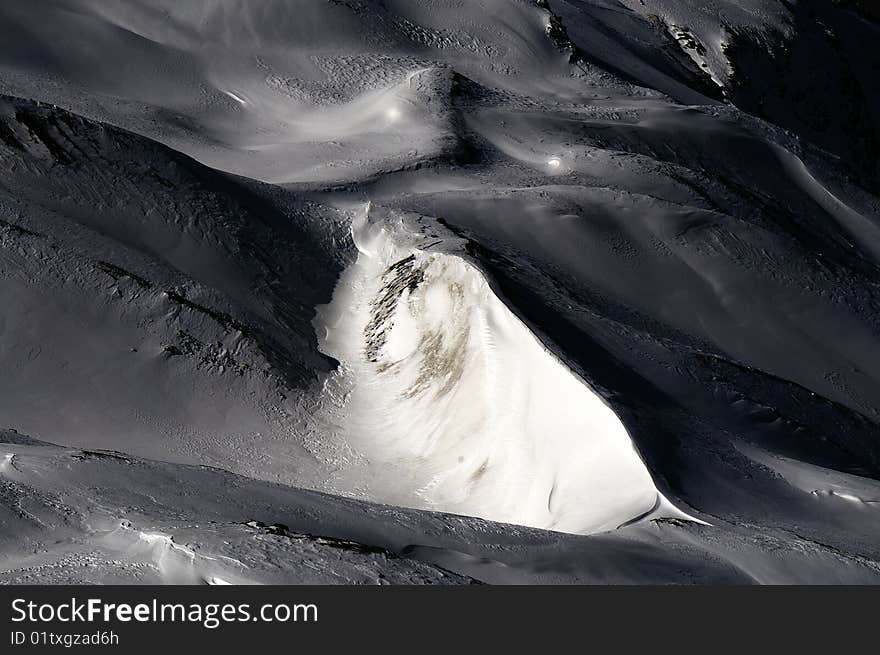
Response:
[314,207,689,534]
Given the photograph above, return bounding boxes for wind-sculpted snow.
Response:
[0,96,352,474]
[0,0,879,583]
[0,0,564,184]
[2,429,879,584]
[312,209,693,533]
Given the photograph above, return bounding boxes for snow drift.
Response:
[314,208,691,533]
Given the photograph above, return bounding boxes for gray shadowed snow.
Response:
[2,430,878,584]
[0,0,879,583]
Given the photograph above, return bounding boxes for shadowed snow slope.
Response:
[1,0,880,582]
[0,95,351,476]
[3,429,878,584]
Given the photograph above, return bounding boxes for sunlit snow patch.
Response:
[667,25,726,90]
[314,207,696,534]
[223,90,250,106]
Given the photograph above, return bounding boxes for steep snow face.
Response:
[314,210,683,534]
[616,0,788,87]
[616,0,880,190]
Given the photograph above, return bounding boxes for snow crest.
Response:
[314,207,692,534]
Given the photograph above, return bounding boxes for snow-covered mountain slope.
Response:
[0,95,351,477]
[0,0,574,184]
[0,0,879,582]
[615,0,880,190]
[0,94,690,534]
[2,429,878,584]
[312,207,697,534]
